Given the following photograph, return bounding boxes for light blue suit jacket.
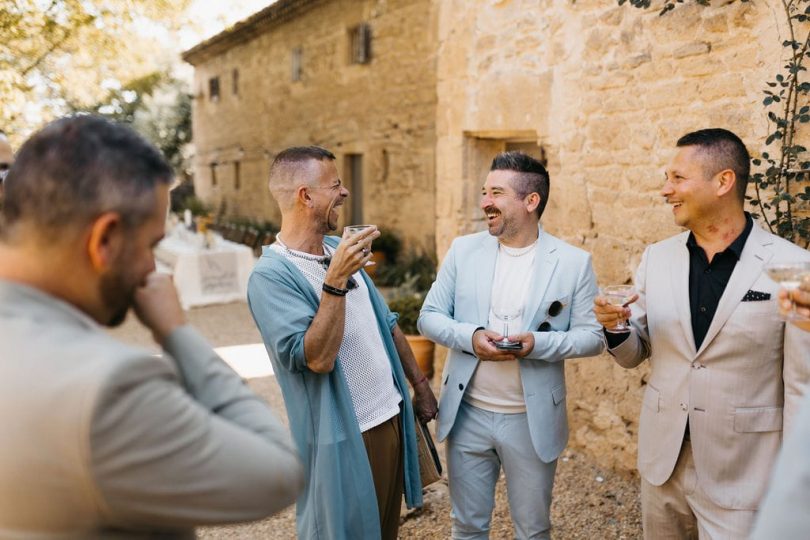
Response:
[418,226,604,462]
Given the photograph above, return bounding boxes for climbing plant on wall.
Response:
[620,0,810,248]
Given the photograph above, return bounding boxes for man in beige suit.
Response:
[0,116,303,538]
[594,128,810,538]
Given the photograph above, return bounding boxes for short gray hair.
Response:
[2,115,173,236]
[268,146,336,210]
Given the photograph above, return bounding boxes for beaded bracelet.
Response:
[322,282,349,296]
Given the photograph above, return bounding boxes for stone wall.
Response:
[187,0,438,250]
[434,0,800,473]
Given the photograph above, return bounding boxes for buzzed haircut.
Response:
[490,151,551,219]
[2,115,172,236]
[677,128,750,203]
[268,145,336,210]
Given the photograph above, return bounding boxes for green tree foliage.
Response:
[72,72,192,174]
[0,0,190,144]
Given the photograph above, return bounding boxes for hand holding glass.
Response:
[764,261,810,321]
[601,285,636,334]
[492,305,523,350]
[344,224,376,266]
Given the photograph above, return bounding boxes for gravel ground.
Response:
[109,301,642,539]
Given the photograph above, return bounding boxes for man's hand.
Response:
[779,274,810,332]
[472,329,518,361]
[412,380,438,423]
[508,332,535,358]
[593,293,639,331]
[323,226,379,288]
[133,272,187,344]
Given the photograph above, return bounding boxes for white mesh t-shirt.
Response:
[270,239,402,432]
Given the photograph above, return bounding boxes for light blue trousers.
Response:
[447,401,557,540]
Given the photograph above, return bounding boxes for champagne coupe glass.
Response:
[601,285,636,334]
[344,224,376,266]
[492,305,524,350]
[764,261,810,321]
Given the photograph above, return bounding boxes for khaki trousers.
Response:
[641,438,756,540]
[362,414,404,540]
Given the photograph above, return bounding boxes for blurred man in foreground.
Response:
[0,116,302,538]
[0,131,14,203]
[752,274,810,539]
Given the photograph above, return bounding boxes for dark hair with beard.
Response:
[676,128,750,204]
[490,151,550,219]
[1,115,173,237]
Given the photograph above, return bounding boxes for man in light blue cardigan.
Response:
[248,146,438,540]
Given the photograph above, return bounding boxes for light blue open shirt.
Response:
[247,235,423,540]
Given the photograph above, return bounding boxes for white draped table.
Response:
[154,230,256,309]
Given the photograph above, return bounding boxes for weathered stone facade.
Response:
[434,0,803,473]
[184,0,438,250]
[187,0,808,474]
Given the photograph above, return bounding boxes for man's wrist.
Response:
[322,282,349,296]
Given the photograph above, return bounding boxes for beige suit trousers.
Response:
[641,437,756,540]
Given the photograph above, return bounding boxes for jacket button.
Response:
[680,403,687,411]
[458,383,464,391]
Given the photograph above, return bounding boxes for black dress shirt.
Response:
[686,215,753,350]
[605,214,753,351]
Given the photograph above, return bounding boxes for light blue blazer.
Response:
[418,225,604,462]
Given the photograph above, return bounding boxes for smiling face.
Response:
[480,169,536,242]
[308,158,348,233]
[661,145,721,231]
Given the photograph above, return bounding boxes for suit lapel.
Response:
[695,224,774,358]
[671,236,696,355]
[475,234,499,324]
[524,230,559,332]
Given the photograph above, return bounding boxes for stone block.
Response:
[673,40,712,59]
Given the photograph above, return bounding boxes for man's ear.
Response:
[296,185,313,208]
[716,169,737,198]
[525,192,541,215]
[87,212,124,272]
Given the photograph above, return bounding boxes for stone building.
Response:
[187,0,808,474]
[182,0,438,249]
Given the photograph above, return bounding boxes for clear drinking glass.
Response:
[764,261,810,321]
[344,224,376,266]
[601,285,636,334]
[492,305,524,350]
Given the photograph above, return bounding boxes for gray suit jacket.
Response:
[418,226,604,463]
[0,281,303,538]
[609,223,810,510]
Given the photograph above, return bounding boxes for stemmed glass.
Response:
[492,305,524,350]
[344,224,376,266]
[764,261,810,321]
[601,285,636,333]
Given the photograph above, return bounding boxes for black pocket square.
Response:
[742,290,771,301]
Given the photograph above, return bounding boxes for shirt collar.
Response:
[686,212,753,261]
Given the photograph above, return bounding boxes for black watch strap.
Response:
[322,282,349,296]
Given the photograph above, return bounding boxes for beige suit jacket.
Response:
[0,281,303,538]
[609,224,810,510]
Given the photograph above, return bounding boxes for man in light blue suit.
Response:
[418,151,604,539]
